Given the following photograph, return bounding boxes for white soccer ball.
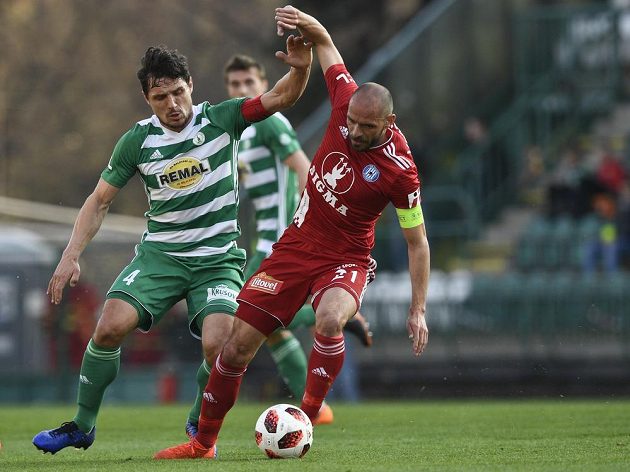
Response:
[254,403,313,459]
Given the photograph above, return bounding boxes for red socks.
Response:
[301,333,345,420]
[196,333,345,446]
[196,355,247,448]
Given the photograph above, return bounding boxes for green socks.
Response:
[73,339,121,433]
[269,334,307,400]
[188,359,211,424]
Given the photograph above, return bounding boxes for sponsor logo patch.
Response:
[158,156,210,190]
[149,149,163,160]
[362,164,380,182]
[311,367,329,378]
[203,392,217,403]
[247,272,284,295]
[321,152,354,194]
[309,165,349,216]
[407,187,421,208]
[207,284,238,303]
[79,375,92,385]
[193,131,206,145]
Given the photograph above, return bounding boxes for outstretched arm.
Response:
[402,222,430,356]
[47,178,119,304]
[275,5,343,76]
[260,34,312,114]
[283,150,310,194]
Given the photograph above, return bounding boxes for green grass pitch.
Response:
[0,400,629,471]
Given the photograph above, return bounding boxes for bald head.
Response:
[350,82,393,117]
[346,82,395,151]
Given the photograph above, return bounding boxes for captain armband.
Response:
[395,205,424,229]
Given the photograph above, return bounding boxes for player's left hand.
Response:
[367,255,377,284]
[407,307,428,357]
[275,34,312,70]
[275,5,299,36]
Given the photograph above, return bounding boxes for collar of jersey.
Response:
[369,127,393,150]
[154,104,201,139]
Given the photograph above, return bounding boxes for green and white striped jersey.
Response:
[101,99,248,257]
[238,112,302,255]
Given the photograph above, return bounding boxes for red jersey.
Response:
[285,64,420,260]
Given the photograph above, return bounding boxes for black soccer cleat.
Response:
[344,311,373,347]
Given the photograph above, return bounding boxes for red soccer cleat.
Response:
[154,438,217,460]
[312,402,334,426]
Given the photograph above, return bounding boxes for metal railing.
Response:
[457,5,622,224]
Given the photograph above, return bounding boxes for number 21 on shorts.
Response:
[331,267,357,283]
[123,269,140,286]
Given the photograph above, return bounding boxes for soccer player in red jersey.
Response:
[155,5,430,460]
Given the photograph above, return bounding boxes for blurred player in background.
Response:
[33,36,312,456]
[156,5,429,460]
[184,54,373,436]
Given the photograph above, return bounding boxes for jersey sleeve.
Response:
[390,166,422,210]
[101,130,139,188]
[260,114,302,161]
[324,63,358,109]
[203,98,249,140]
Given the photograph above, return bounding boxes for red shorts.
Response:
[236,232,370,336]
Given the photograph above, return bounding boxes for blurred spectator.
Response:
[582,192,620,274]
[159,301,202,363]
[546,147,586,217]
[463,116,509,216]
[44,282,100,369]
[124,330,166,365]
[596,146,626,194]
[519,145,546,205]
[463,116,488,146]
[616,181,630,266]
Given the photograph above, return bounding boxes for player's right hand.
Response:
[47,253,81,305]
[275,34,312,70]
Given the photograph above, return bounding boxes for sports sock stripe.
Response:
[214,355,246,378]
[86,340,121,360]
[313,339,345,357]
[314,346,345,356]
[314,339,344,350]
[270,338,301,362]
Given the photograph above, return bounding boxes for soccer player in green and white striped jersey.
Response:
[33,38,312,456]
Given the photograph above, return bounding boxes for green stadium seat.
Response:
[515,217,552,270]
[464,273,504,333]
[551,217,576,269]
[546,271,575,331]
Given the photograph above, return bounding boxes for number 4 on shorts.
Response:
[123,269,140,286]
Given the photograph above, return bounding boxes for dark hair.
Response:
[137,46,191,96]
[223,54,266,83]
